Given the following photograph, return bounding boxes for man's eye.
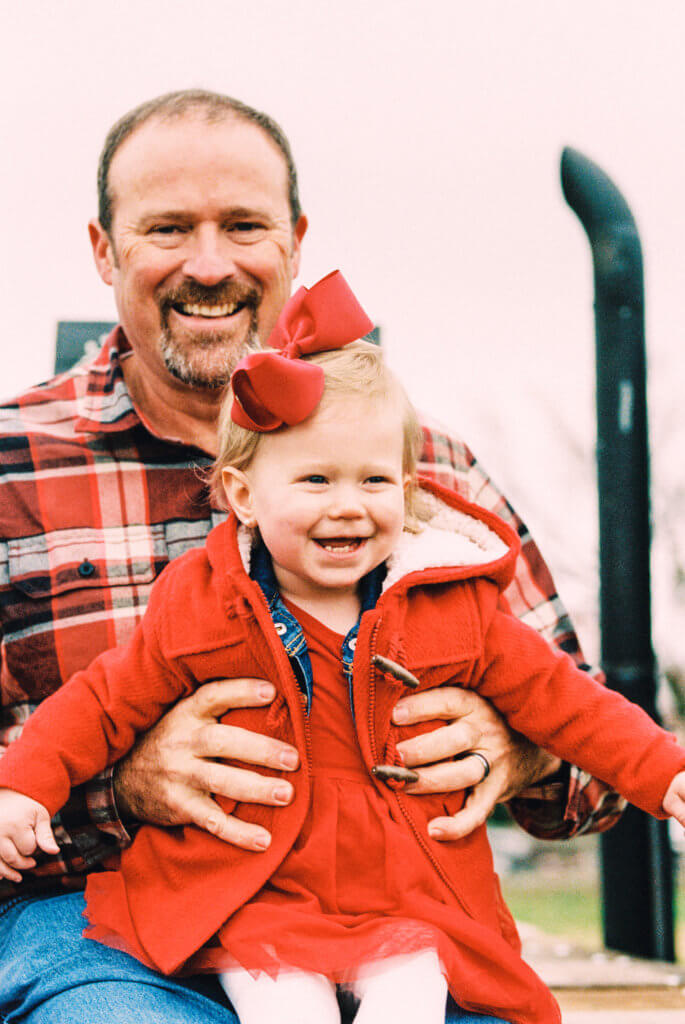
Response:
[228,222,267,239]
[150,224,185,235]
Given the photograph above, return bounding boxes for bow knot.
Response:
[230,271,373,432]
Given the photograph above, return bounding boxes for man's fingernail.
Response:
[279,750,299,770]
[393,706,409,724]
[272,783,293,804]
[253,833,271,850]
[258,683,276,701]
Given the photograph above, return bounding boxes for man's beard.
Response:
[157,282,262,389]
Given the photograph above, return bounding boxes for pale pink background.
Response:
[3,0,684,670]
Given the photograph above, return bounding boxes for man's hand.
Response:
[114,678,299,852]
[392,687,561,841]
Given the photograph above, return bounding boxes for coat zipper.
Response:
[367,622,380,766]
[393,792,470,913]
[237,579,313,778]
[364,621,470,914]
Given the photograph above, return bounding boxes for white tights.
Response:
[219,948,448,1023]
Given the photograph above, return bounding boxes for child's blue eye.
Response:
[306,475,327,484]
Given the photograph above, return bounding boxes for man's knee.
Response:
[0,893,236,1024]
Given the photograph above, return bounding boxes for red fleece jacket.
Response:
[1,481,683,1024]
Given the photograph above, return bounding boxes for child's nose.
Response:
[327,486,365,518]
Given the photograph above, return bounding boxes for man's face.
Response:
[89,113,307,390]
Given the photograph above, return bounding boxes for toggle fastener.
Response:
[371,654,420,689]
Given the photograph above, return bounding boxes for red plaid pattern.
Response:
[0,331,621,894]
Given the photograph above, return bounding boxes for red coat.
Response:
[1,480,683,1024]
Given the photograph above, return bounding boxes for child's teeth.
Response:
[320,540,361,553]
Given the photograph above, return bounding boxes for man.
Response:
[0,91,622,1023]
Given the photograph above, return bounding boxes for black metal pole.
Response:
[560,147,675,960]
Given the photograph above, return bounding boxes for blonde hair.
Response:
[211,341,425,527]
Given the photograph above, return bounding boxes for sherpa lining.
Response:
[236,488,509,589]
[383,489,508,591]
[237,524,255,575]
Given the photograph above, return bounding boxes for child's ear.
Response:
[221,468,257,527]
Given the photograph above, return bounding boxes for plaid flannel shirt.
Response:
[0,329,623,895]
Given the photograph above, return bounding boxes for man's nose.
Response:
[182,225,237,286]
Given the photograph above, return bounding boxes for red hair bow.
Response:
[230,271,373,431]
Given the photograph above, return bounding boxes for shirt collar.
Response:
[73,326,143,435]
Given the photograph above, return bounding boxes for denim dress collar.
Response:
[249,536,385,715]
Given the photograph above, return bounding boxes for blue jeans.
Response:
[0,893,510,1023]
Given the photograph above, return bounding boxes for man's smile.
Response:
[161,281,260,330]
[173,301,246,319]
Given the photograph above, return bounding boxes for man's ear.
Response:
[221,467,257,526]
[290,214,308,279]
[88,219,115,286]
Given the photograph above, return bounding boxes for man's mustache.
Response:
[158,282,261,311]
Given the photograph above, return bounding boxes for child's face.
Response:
[223,392,410,606]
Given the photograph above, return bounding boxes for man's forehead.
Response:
[108,111,290,207]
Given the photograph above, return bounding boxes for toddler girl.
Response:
[0,272,684,1024]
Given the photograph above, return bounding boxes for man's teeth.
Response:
[179,302,240,318]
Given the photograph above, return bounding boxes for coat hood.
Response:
[383,480,518,593]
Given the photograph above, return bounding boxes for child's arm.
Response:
[467,605,685,819]
[663,772,685,829]
[0,787,59,882]
[0,588,195,819]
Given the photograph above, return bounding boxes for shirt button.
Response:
[348,638,357,650]
[78,559,96,579]
[274,622,287,636]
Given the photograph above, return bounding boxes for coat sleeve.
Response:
[0,573,194,817]
[417,416,623,838]
[469,605,685,818]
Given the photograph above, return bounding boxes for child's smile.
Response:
[312,536,370,555]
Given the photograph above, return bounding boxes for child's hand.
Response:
[0,787,59,883]
[663,771,685,830]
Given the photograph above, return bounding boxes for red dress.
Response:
[191,601,453,981]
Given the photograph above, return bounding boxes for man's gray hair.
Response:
[97,89,302,234]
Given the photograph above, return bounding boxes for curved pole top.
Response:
[561,146,638,241]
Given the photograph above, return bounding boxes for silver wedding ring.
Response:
[470,751,491,783]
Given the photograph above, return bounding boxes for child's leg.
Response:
[350,948,448,1024]
[219,965,340,1024]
